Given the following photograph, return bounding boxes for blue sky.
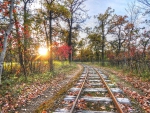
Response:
[79,0,137,38]
[83,0,136,28]
[85,0,136,16]
[85,0,135,15]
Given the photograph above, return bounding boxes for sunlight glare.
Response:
[38,47,48,56]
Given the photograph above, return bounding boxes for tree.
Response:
[44,0,70,71]
[87,33,102,61]
[77,38,86,62]
[44,0,55,72]
[137,0,150,24]
[138,0,150,7]
[140,30,150,59]
[22,0,34,78]
[96,7,115,66]
[63,0,87,63]
[0,0,15,84]
[125,1,141,66]
[109,15,128,56]
[126,1,141,26]
[12,1,26,77]
[53,42,71,60]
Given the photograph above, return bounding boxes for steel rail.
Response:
[69,67,89,113]
[95,69,124,113]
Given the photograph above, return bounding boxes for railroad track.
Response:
[53,65,135,113]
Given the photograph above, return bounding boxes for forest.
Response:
[0,0,150,112]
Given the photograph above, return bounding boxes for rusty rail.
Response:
[69,67,89,113]
[95,69,124,113]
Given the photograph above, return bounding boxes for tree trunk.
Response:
[68,17,73,64]
[0,0,15,84]
[101,21,105,66]
[44,20,49,51]
[49,11,53,72]
[117,27,121,56]
[23,2,28,79]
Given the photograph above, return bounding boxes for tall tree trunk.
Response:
[101,21,105,66]
[49,11,53,72]
[44,20,49,51]
[0,0,15,84]
[68,17,73,64]
[23,2,28,78]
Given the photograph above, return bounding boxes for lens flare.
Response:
[38,47,48,56]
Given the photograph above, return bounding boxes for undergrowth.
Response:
[0,61,77,97]
[85,62,150,81]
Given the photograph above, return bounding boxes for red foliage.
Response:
[0,1,11,17]
[107,52,115,60]
[53,42,72,60]
[0,31,4,50]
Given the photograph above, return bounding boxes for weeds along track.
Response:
[53,65,135,113]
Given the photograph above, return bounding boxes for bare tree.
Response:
[137,0,150,15]
[126,1,141,26]
[138,0,150,7]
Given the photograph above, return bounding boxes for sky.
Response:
[80,0,137,38]
[85,0,136,15]
[83,0,136,27]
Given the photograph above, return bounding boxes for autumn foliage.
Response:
[53,42,72,60]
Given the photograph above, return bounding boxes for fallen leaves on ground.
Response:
[0,74,65,112]
[110,70,150,113]
[120,85,150,113]
[76,99,86,110]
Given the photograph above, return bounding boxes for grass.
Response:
[0,61,77,98]
[35,62,83,113]
[0,61,79,113]
[84,61,150,81]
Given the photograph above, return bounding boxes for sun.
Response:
[38,47,48,56]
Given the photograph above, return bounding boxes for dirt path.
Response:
[15,64,83,113]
